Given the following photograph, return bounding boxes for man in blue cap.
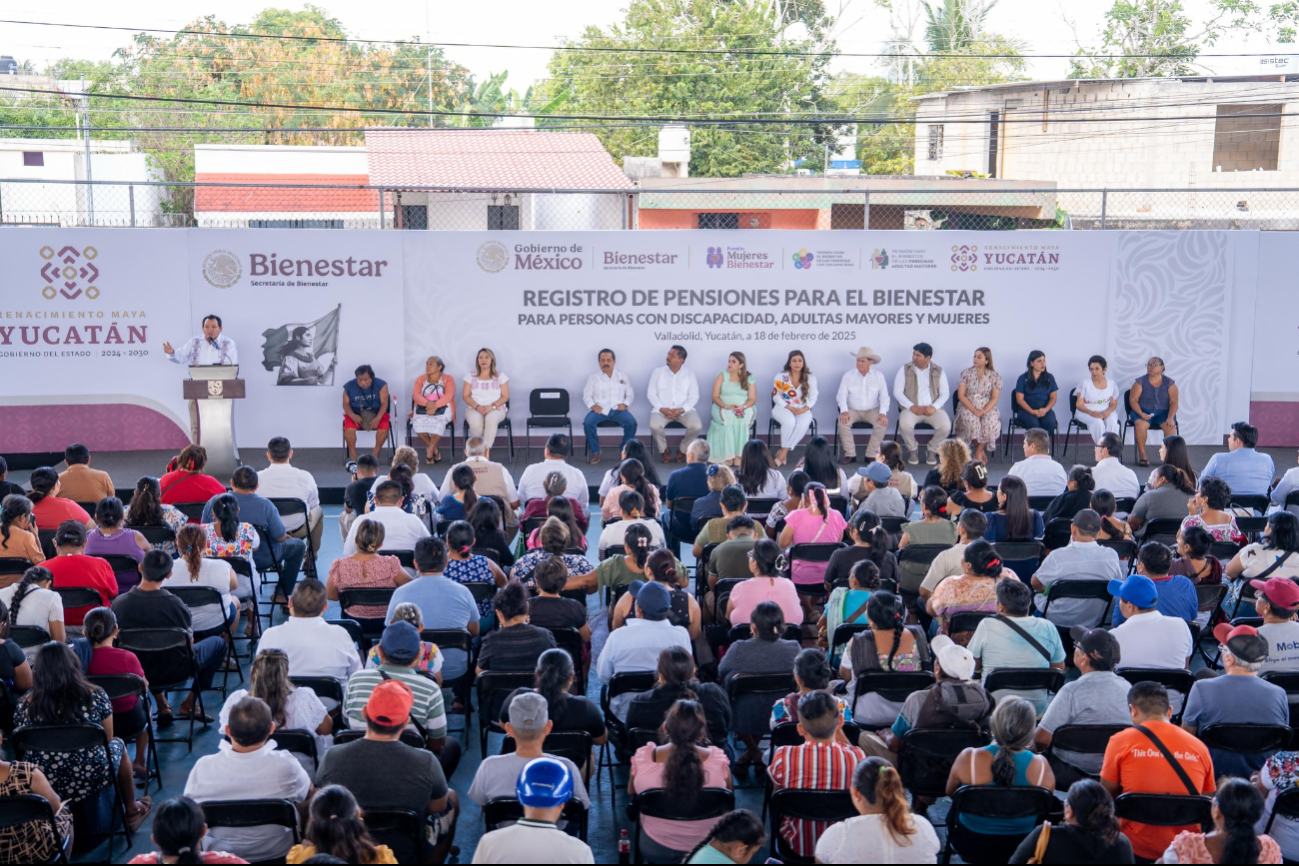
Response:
[472,757,594,864]
[596,580,691,720]
[855,460,906,518]
[1108,573,1194,673]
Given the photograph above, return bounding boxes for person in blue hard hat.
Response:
[471,757,594,864]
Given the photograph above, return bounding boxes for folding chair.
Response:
[1117,668,1196,723]
[269,728,320,772]
[983,668,1066,702]
[363,808,426,863]
[288,676,345,722]
[1266,787,1299,835]
[992,540,1046,577]
[268,497,317,578]
[96,554,143,593]
[0,558,34,579]
[36,529,57,560]
[833,419,881,458]
[849,671,934,722]
[422,628,475,740]
[897,728,991,800]
[635,788,734,863]
[1197,723,1291,761]
[1027,496,1056,513]
[1044,724,1128,789]
[0,793,71,863]
[327,617,368,656]
[116,627,208,751]
[333,727,425,748]
[1118,387,1179,462]
[1140,517,1184,547]
[51,586,104,623]
[1002,411,1034,459]
[767,416,819,451]
[1231,494,1272,516]
[380,548,416,570]
[1209,541,1243,564]
[767,788,857,865]
[1062,389,1091,463]
[1040,578,1115,649]
[746,498,780,520]
[216,556,260,637]
[86,673,161,793]
[501,730,595,778]
[11,625,52,655]
[725,623,804,646]
[336,588,396,641]
[525,389,572,462]
[1262,670,1299,738]
[476,670,536,756]
[12,724,133,853]
[944,784,1056,865]
[948,611,994,640]
[169,502,208,523]
[1042,518,1073,551]
[664,496,699,557]
[828,622,871,669]
[166,584,243,697]
[598,670,657,811]
[546,627,586,695]
[483,797,589,840]
[200,798,301,854]
[463,401,515,464]
[1114,792,1212,833]
[343,394,398,460]
[1098,538,1138,571]
[788,542,846,603]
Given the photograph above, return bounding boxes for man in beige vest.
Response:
[437,436,521,539]
[892,342,951,465]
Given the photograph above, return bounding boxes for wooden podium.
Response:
[183,365,244,480]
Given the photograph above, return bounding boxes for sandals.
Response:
[733,752,752,779]
[1138,458,1150,467]
[155,710,174,728]
[125,797,153,833]
[174,707,214,723]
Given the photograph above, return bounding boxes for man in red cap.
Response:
[1182,623,1289,778]
[1253,576,1299,674]
[316,679,459,863]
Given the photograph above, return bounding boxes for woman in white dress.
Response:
[462,347,510,460]
[771,350,820,467]
[1075,354,1120,444]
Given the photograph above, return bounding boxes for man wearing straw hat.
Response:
[835,346,890,464]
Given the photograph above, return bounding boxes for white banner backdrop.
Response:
[187,230,405,448]
[403,230,1257,447]
[0,227,1271,451]
[0,228,193,430]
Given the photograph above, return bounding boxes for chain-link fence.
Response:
[3,178,1299,231]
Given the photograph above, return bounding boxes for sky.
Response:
[0,0,1292,94]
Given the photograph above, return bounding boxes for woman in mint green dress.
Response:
[708,351,758,466]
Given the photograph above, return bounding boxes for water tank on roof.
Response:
[659,126,690,162]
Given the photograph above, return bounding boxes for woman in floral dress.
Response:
[953,347,1002,463]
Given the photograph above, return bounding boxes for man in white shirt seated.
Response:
[836,346,891,465]
[517,434,590,519]
[596,583,691,720]
[1108,574,1194,671]
[892,342,950,466]
[257,579,361,700]
[1253,576,1299,676]
[468,692,591,808]
[919,510,988,605]
[1092,433,1140,500]
[258,436,324,556]
[438,436,521,536]
[183,695,311,863]
[647,344,702,464]
[342,480,430,556]
[582,348,636,466]
[1007,428,1068,497]
[472,757,595,865]
[1031,510,1126,627]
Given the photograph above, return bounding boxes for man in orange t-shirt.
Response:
[43,520,118,626]
[1101,680,1215,861]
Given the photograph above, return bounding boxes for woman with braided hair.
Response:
[1160,777,1280,864]
[0,494,45,571]
[1009,779,1132,864]
[947,695,1053,857]
[0,566,64,654]
[610,548,697,638]
[565,521,661,598]
[839,591,925,726]
[683,809,766,865]
[816,756,941,863]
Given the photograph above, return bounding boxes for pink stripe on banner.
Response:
[0,404,189,452]
[1252,401,1299,447]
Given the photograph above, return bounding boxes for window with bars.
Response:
[927,125,944,161]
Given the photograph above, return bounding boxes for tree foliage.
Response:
[538,0,844,177]
[1069,0,1261,77]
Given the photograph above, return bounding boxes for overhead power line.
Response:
[2,17,1299,60]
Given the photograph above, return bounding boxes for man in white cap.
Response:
[835,346,890,465]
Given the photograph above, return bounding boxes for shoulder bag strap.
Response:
[993,615,1052,662]
[1252,549,1295,581]
[1029,822,1051,865]
[160,471,195,498]
[1132,723,1199,796]
[845,596,872,625]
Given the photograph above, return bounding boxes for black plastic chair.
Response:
[482,797,589,840]
[477,670,536,756]
[501,730,595,775]
[726,623,804,645]
[993,540,1046,575]
[1040,579,1115,643]
[897,728,992,800]
[1262,671,1299,734]
[200,798,301,852]
[746,498,780,519]
[333,727,425,749]
[51,585,105,617]
[288,676,345,716]
[897,543,953,574]
[324,617,368,657]
[10,624,52,653]
[1044,724,1128,789]
[267,497,317,577]
[1198,723,1291,758]
[1098,538,1138,570]
[1266,787,1299,835]
[269,728,320,772]
[829,622,871,668]
[86,672,160,793]
[0,793,70,863]
[1141,517,1184,547]
[1114,792,1212,830]
[598,670,658,811]
[769,720,863,751]
[526,389,573,462]
[834,419,881,458]
[361,808,425,862]
[166,584,243,696]
[96,553,143,591]
[634,787,734,862]
[695,542,723,593]
[1042,518,1073,551]
[12,724,132,853]
[948,611,994,639]
[336,588,396,639]
[467,581,498,611]
[665,495,699,555]
[725,673,797,736]
[546,627,586,696]
[472,546,502,565]
[169,501,208,523]
[117,627,206,751]
[379,548,415,571]
[944,784,1057,865]
[135,525,177,549]
[463,403,516,463]
[788,542,846,600]
[1062,389,1092,463]
[767,788,857,864]
[1027,496,1056,513]
[36,529,57,560]
[0,557,34,578]
[421,628,474,740]
[1209,541,1243,564]
[1117,668,1195,723]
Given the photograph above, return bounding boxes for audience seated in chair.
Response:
[340,455,380,540]
[384,537,479,686]
[471,756,592,864]
[26,467,93,532]
[513,518,594,587]
[477,580,556,675]
[123,476,189,557]
[768,691,867,859]
[0,494,46,572]
[499,648,606,749]
[926,539,1015,637]
[566,523,656,599]
[967,579,1065,715]
[444,521,509,623]
[1113,541,1196,627]
[1006,428,1067,499]
[664,439,713,544]
[122,795,244,865]
[610,549,698,641]
[1108,574,1194,672]
[83,607,152,784]
[1034,626,1132,783]
[516,434,589,521]
[366,602,444,677]
[839,591,928,727]
[468,691,590,811]
[1252,576,1299,674]
[1008,779,1133,864]
[342,480,430,559]
[14,641,152,832]
[629,699,732,862]
[723,537,799,631]
[526,558,591,649]
[162,524,241,641]
[1224,512,1299,615]
[854,462,907,520]
[218,648,332,776]
[816,756,941,864]
[1100,681,1216,862]
[159,445,227,508]
[597,582,691,722]
[597,489,665,561]
[1042,466,1096,527]
[2,565,66,653]
[84,497,150,565]
[112,550,227,723]
[315,680,458,864]
[56,442,115,504]
[693,484,747,557]
[286,784,398,864]
[626,646,731,760]
[1159,777,1282,865]
[326,518,408,631]
[258,578,361,688]
[772,648,853,746]
[918,509,987,607]
[185,695,310,862]
[722,600,801,778]
[823,508,898,593]
[258,435,325,559]
[1200,420,1274,499]
[1032,509,1126,628]
[201,466,306,604]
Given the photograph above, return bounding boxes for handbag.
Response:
[1028,821,1051,864]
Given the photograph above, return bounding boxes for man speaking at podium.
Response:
[164,314,238,441]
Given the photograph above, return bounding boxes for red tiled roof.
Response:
[364,129,634,190]
[194,173,377,212]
